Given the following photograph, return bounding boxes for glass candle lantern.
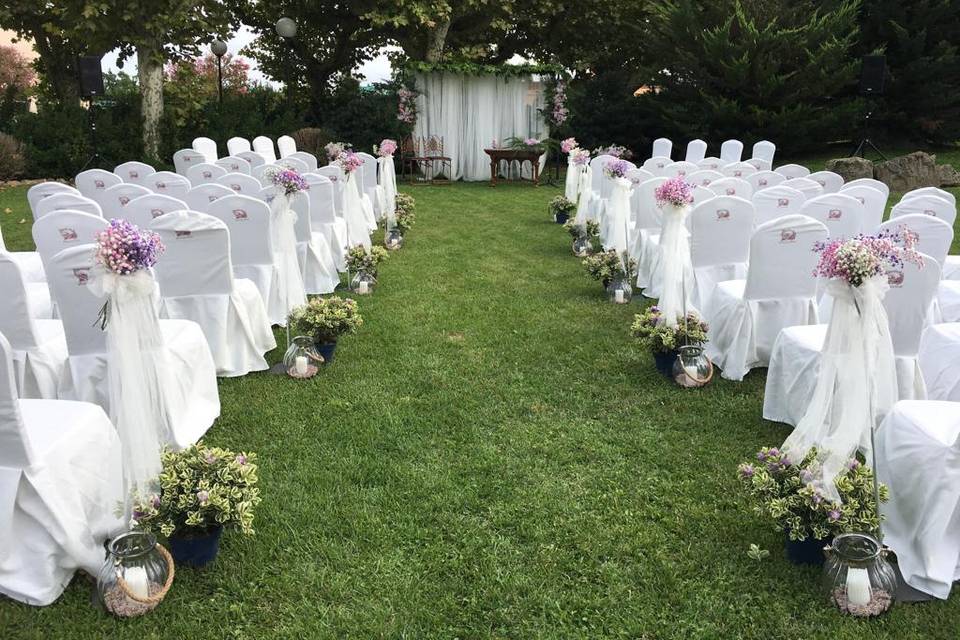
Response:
[97,532,173,618]
[823,533,897,617]
[606,278,632,304]
[350,271,376,295]
[572,234,592,257]
[384,229,404,250]
[282,336,324,379]
[672,344,713,388]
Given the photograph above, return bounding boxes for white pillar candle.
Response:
[614,289,625,304]
[683,363,700,380]
[358,281,369,294]
[294,356,308,375]
[124,566,150,600]
[846,568,871,606]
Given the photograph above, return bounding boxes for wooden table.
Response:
[484,148,542,187]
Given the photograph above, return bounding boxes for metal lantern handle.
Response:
[115,543,175,605]
[679,356,715,385]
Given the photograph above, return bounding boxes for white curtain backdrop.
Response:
[414,73,549,181]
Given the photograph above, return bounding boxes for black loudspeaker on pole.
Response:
[852,54,887,160]
[77,56,105,172]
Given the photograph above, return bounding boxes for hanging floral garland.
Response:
[542,76,570,129]
[397,86,419,125]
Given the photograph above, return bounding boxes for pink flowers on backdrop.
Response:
[376,139,398,157]
[603,158,630,179]
[268,166,307,196]
[561,137,578,154]
[551,80,569,126]
[95,218,164,276]
[654,176,694,208]
[397,87,418,124]
[338,151,364,175]
[813,226,924,288]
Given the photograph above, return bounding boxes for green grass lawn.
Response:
[1,176,960,639]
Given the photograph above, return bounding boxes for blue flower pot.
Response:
[555,212,570,224]
[653,350,678,377]
[784,533,831,566]
[168,526,223,568]
[315,341,337,364]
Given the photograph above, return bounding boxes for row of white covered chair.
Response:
[647,137,776,170]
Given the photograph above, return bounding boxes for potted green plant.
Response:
[737,448,887,566]
[564,218,599,255]
[550,195,576,224]
[346,245,389,294]
[631,306,708,376]
[582,249,636,289]
[288,295,363,363]
[131,442,261,568]
[394,194,416,234]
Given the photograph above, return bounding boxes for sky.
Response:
[102,25,395,85]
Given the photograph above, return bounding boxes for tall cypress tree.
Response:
[857,0,960,145]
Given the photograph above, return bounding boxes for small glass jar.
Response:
[350,271,376,295]
[572,234,592,257]
[97,532,172,618]
[282,335,324,379]
[823,533,897,617]
[672,344,713,388]
[606,278,632,304]
[384,228,404,250]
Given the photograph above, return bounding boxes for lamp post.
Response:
[211,39,228,105]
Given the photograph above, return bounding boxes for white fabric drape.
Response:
[414,73,549,181]
[604,178,632,257]
[781,276,897,502]
[268,194,308,326]
[378,156,398,230]
[565,158,580,202]
[656,204,697,325]
[574,166,592,225]
[342,174,373,250]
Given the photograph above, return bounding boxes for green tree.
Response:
[857,0,960,145]
[642,0,862,154]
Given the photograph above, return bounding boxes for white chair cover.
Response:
[278,156,309,173]
[747,170,785,192]
[690,185,715,208]
[704,215,828,380]
[0,256,66,399]
[891,195,957,227]
[920,323,960,401]
[341,171,374,250]
[752,185,806,226]
[75,169,121,200]
[0,226,44,285]
[839,185,887,233]
[697,157,724,171]
[315,166,345,215]
[27,183,80,218]
[283,189,340,294]
[172,148,205,176]
[719,139,744,163]
[226,136,252,156]
[843,177,889,199]
[151,211,275,376]
[640,155,670,177]
[689,196,754,310]
[651,138,672,160]
[100,183,152,219]
[277,135,297,158]
[303,173,347,269]
[46,244,219,450]
[765,257,940,425]
[0,332,124,606]
[903,187,956,208]
[184,183,234,213]
[625,168,654,186]
[237,151,266,170]
[290,152,319,172]
[684,139,707,163]
[113,161,155,187]
[630,177,667,288]
[216,172,262,197]
[252,163,278,186]
[721,162,757,179]
[34,193,102,220]
[186,163,228,187]
[120,194,188,230]
[143,171,190,201]
[215,156,252,175]
[774,163,810,179]
[191,136,218,162]
[253,136,278,163]
[879,214,952,266]
[685,169,723,187]
[661,161,698,179]
[752,140,776,165]
[746,157,772,171]
[32,211,108,266]
[707,177,752,199]
[876,400,960,600]
[781,177,824,200]
[799,193,865,240]
[807,170,844,193]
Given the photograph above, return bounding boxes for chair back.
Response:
[744,214,828,300]
[187,163,227,186]
[277,135,297,158]
[314,166,345,215]
[252,163,277,186]
[216,172,263,198]
[192,136,219,162]
[903,187,956,208]
[781,177,824,199]
[839,185,887,233]
[690,185,715,208]
[799,193,865,240]
[184,183,234,213]
[35,193,103,219]
[0,255,41,348]
[774,164,810,179]
[747,157,772,171]
[144,171,191,201]
[589,155,615,196]
[215,156,252,175]
[631,177,667,230]
[697,157,724,171]
[32,211,108,265]
[0,331,33,468]
[747,170,785,192]
[253,136,278,162]
[807,170,844,193]
[401,135,419,157]
[100,183,152,219]
[113,161,155,187]
[288,190,313,245]
[226,137,252,156]
[690,196,754,268]
[625,168,655,186]
[278,156,308,173]
[356,152,379,191]
[651,138,672,160]
[290,151,319,171]
[206,194,273,267]
[173,148,205,175]
[752,140,776,164]
[150,210,234,297]
[843,177,889,199]
[879,214,953,266]
[752,185,807,226]
[46,243,108,356]
[719,139,744,163]
[684,139,707,163]
[722,162,757,179]
[121,194,189,229]
[890,194,957,227]
[641,155,671,175]
[707,177,752,199]
[27,182,80,217]
[662,161,697,179]
[75,169,121,200]
[883,254,941,357]
[237,151,266,170]
[303,174,337,225]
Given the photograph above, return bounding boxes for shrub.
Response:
[345,244,389,275]
[288,296,363,344]
[631,306,708,353]
[291,127,334,158]
[0,133,26,180]
[582,249,636,284]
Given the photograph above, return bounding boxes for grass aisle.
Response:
[1,181,958,639]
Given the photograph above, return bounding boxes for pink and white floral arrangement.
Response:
[375,139,398,157]
[337,150,364,175]
[813,227,923,288]
[654,176,694,208]
[397,87,418,124]
[603,158,630,179]
[561,137,578,154]
[266,166,307,196]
